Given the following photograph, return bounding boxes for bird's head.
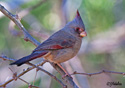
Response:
[64,10,87,38]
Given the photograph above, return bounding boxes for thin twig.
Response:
[0,55,66,88]
[9,0,49,39]
[9,67,39,88]
[71,70,125,76]
[33,69,38,86]
[27,62,67,88]
[0,56,46,87]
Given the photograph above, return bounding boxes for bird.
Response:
[10,10,87,76]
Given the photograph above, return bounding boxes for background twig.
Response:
[0,55,66,88]
[71,70,125,76]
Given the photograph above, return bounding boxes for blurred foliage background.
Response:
[0,0,125,88]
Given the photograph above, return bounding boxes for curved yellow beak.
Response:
[80,31,87,37]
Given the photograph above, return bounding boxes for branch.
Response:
[51,63,78,88]
[9,0,49,39]
[27,62,67,88]
[9,67,39,88]
[0,55,44,87]
[0,4,79,88]
[71,70,125,76]
[0,4,40,46]
[0,55,66,88]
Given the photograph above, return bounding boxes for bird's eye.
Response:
[75,27,81,33]
[75,27,80,32]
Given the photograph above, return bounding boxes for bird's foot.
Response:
[56,63,72,79]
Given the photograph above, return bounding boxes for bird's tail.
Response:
[10,52,48,66]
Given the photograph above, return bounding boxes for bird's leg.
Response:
[56,63,72,79]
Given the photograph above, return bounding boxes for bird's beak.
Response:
[80,31,87,37]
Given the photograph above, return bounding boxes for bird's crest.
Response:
[75,10,80,18]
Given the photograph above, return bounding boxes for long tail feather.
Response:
[10,55,32,66]
[10,52,48,66]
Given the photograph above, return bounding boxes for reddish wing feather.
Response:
[33,43,72,52]
[45,45,63,49]
[33,39,75,52]
[33,31,76,52]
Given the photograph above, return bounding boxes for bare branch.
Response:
[51,63,78,88]
[0,56,45,87]
[0,55,66,88]
[71,70,125,76]
[9,67,39,88]
[27,62,67,88]
[9,0,49,39]
[0,4,40,46]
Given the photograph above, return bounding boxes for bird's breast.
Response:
[72,38,82,55]
[43,38,82,63]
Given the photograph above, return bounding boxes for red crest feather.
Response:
[75,10,80,18]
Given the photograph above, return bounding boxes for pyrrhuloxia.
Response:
[10,10,87,75]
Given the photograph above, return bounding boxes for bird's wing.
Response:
[33,31,76,52]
